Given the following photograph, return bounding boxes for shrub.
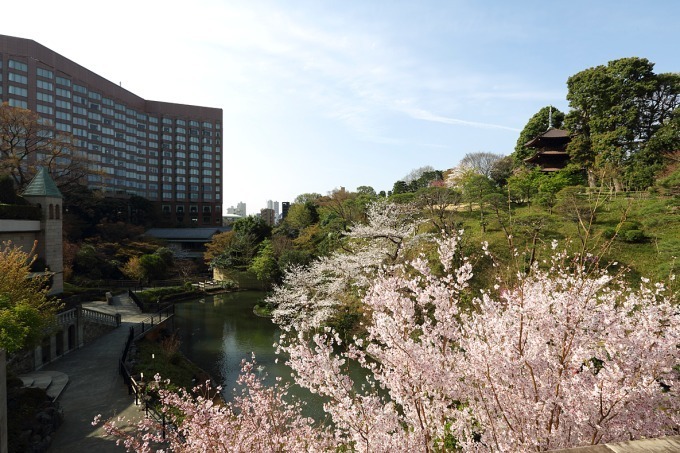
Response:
[624,229,646,243]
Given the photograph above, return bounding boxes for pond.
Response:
[173,291,327,418]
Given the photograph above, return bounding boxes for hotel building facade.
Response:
[0,34,223,226]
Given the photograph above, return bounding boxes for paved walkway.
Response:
[40,294,153,452]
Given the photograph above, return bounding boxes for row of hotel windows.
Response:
[163,205,214,214]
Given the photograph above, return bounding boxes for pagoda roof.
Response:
[524,128,570,147]
[22,168,63,198]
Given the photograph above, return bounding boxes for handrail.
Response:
[81,307,121,327]
[128,289,145,311]
[56,308,77,325]
[118,305,175,439]
[57,306,121,327]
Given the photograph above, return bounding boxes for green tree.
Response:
[249,239,280,285]
[565,57,680,190]
[513,106,565,165]
[280,202,319,237]
[507,166,542,203]
[0,241,56,353]
[139,254,168,281]
[233,216,272,243]
[392,180,409,195]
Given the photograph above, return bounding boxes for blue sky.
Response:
[4,1,679,214]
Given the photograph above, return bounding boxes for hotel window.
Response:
[56,123,71,132]
[36,104,53,115]
[88,91,101,100]
[37,68,54,79]
[9,86,28,97]
[37,92,53,102]
[37,80,53,91]
[202,122,212,129]
[56,76,71,87]
[56,111,71,121]
[9,60,28,71]
[149,116,158,124]
[9,73,27,84]
[102,97,114,106]
[176,119,186,126]
[56,99,71,109]
[162,117,172,125]
[73,84,87,94]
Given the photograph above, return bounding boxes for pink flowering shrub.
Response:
[97,360,334,452]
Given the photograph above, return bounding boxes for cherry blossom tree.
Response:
[97,360,333,452]
[268,201,421,329]
[101,233,679,452]
[278,236,679,451]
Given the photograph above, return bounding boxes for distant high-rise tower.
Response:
[260,208,275,227]
[266,200,280,218]
[281,202,290,220]
[236,202,246,217]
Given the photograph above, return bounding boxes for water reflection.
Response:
[174,291,326,418]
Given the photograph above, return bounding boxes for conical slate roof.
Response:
[22,168,63,198]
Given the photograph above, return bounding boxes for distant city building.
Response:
[266,200,280,218]
[260,208,275,227]
[0,34,223,226]
[281,201,290,220]
[226,202,246,217]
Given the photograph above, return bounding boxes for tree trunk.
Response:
[587,169,597,188]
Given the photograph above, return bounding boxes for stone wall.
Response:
[83,322,117,346]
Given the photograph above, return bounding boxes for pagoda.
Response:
[523,128,571,172]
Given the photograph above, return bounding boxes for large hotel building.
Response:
[0,34,223,226]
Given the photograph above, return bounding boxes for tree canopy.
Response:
[513,105,565,165]
[0,242,57,352]
[565,57,680,189]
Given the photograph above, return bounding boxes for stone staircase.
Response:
[18,370,69,401]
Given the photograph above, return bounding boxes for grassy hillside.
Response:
[449,192,679,291]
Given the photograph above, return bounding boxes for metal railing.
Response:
[118,304,175,439]
[127,289,145,311]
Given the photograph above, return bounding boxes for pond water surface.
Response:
[173,291,327,417]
